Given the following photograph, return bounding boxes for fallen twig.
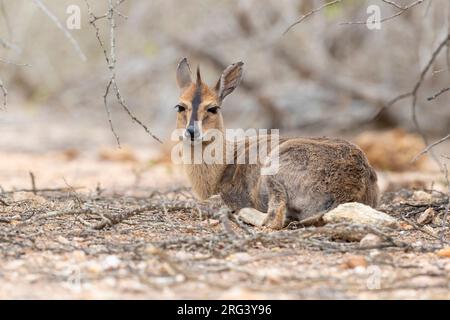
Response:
[0,187,84,195]
[92,199,200,229]
[29,172,37,195]
[218,208,238,238]
[440,164,450,243]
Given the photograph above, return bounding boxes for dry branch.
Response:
[340,0,425,26]
[412,134,450,163]
[374,33,450,167]
[85,0,162,145]
[30,0,86,61]
[0,198,8,207]
[0,186,84,195]
[91,199,201,230]
[0,76,6,110]
[219,208,238,238]
[283,0,425,32]
[427,87,450,101]
[381,0,406,10]
[283,0,342,35]
[0,60,30,110]
[440,164,450,243]
[276,47,390,111]
[382,33,450,114]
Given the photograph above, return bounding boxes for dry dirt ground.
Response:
[1,107,450,299]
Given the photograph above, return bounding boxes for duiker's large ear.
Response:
[215,62,243,101]
[176,58,192,89]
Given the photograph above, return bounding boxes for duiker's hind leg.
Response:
[262,177,288,229]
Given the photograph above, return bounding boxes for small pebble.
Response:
[416,207,435,225]
[360,233,383,247]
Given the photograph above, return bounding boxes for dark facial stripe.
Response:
[188,85,202,127]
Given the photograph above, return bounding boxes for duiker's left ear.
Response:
[215,62,243,101]
[176,58,192,90]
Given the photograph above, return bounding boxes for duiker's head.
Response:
[175,58,243,142]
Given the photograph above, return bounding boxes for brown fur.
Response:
[175,59,379,229]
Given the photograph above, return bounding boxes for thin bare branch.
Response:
[85,0,162,145]
[283,0,342,35]
[0,76,7,110]
[374,34,450,123]
[427,87,450,101]
[0,57,31,67]
[103,78,120,145]
[412,134,450,162]
[381,0,405,10]
[0,186,84,195]
[0,37,20,52]
[371,92,412,120]
[30,0,86,61]
[340,0,425,26]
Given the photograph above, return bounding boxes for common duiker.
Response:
[174,58,379,229]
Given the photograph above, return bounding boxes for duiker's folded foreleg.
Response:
[238,177,288,230]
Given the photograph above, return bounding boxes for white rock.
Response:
[323,202,398,228]
[360,233,383,247]
[238,208,266,227]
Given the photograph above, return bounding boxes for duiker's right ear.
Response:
[176,58,192,89]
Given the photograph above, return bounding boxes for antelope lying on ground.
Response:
[174,58,379,229]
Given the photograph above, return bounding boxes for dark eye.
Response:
[175,105,185,113]
[207,106,220,114]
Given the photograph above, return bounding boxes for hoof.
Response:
[262,217,284,230]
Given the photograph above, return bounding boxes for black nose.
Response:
[186,126,197,141]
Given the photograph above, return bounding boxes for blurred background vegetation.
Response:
[0,0,449,147]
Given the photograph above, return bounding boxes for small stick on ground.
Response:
[440,164,450,243]
[0,198,8,206]
[0,186,84,195]
[29,172,37,195]
[218,208,238,238]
